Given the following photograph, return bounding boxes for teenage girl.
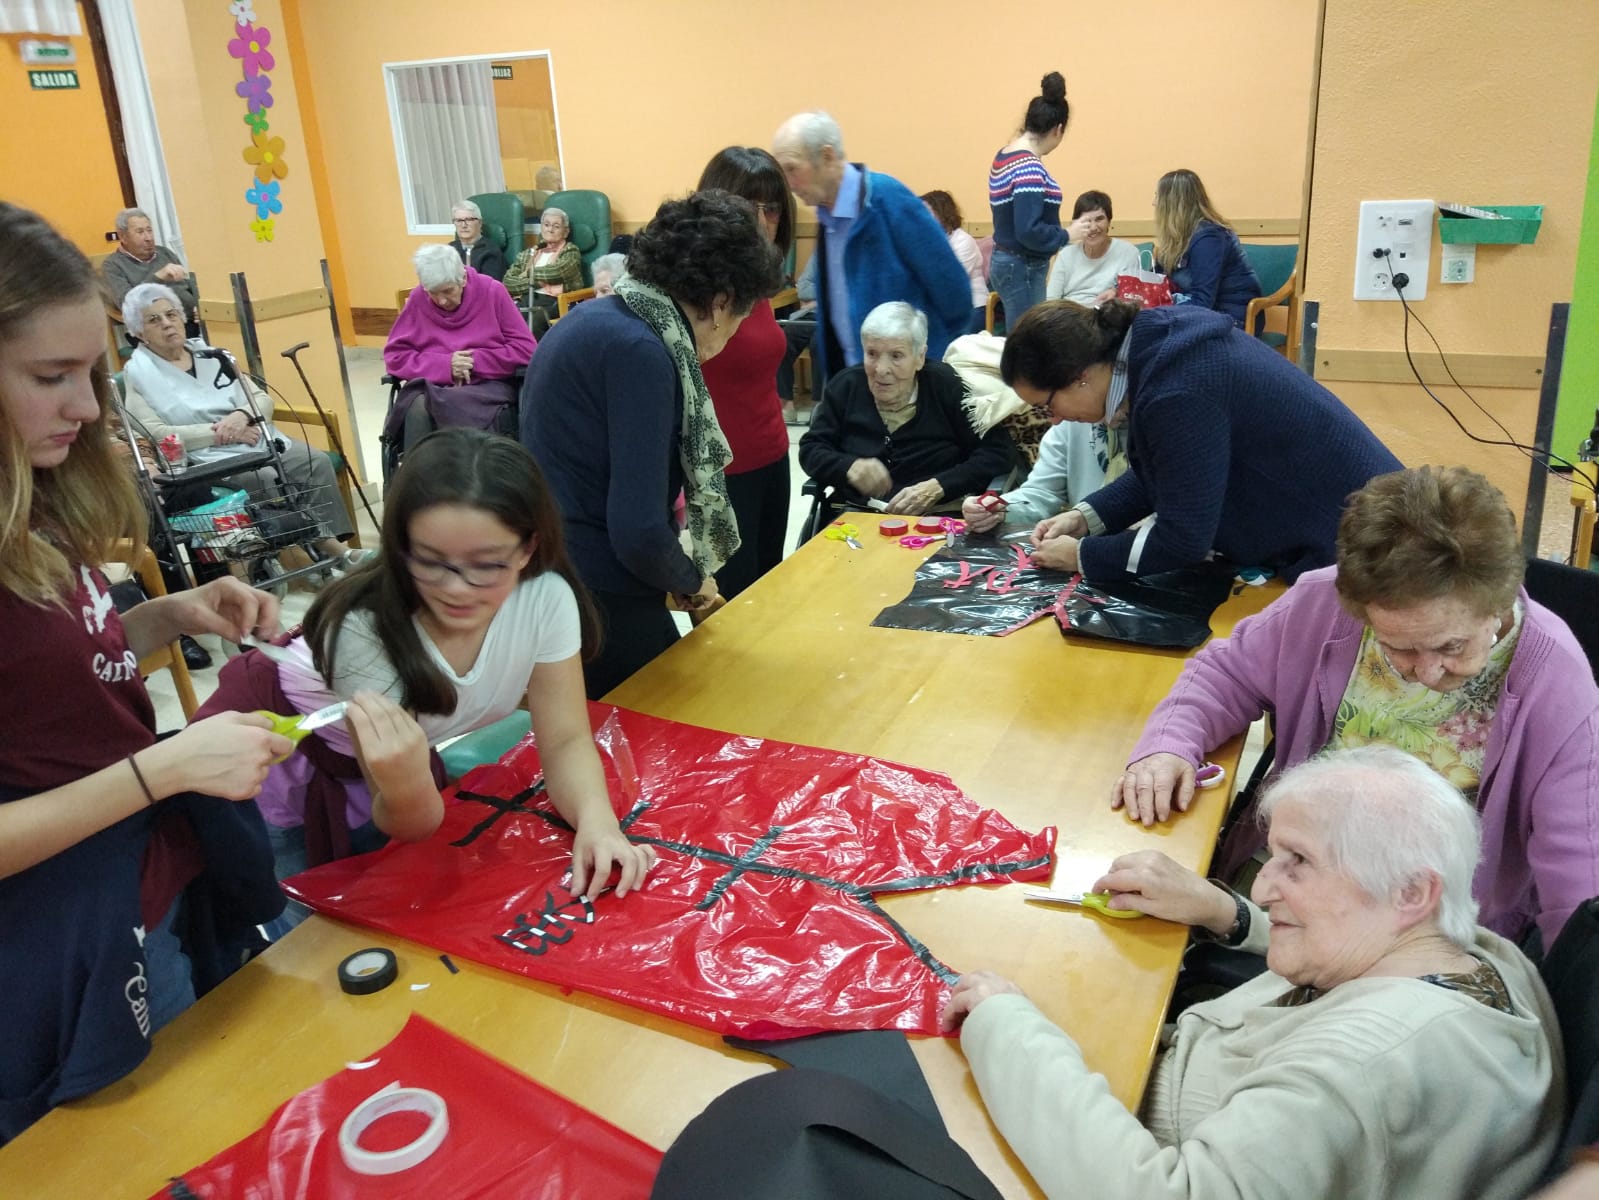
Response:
[0,202,288,1139]
[199,427,654,927]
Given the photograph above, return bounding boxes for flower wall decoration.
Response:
[246,180,282,219]
[226,2,287,237]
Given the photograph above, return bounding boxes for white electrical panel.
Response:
[1353,200,1434,301]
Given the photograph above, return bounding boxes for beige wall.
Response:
[288,0,1319,322]
[1305,1,1599,380]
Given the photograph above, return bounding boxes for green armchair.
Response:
[542,189,612,285]
[1239,242,1298,357]
[468,192,527,260]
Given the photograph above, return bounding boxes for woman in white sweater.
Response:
[944,746,1562,1200]
[1044,189,1141,306]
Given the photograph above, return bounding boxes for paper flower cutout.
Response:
[229,1,257,23]
[250,217,276,243]
[236,74,273,113]
[243,108,269,135]
[246,179,282,220]
[243,132,289,184]
[227,23,275,77]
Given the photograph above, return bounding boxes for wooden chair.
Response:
[985,291,1002,334]
[107,539,199,720]
[556,286,595,318]
[1241,244,1300,359]
[272,401,362,547]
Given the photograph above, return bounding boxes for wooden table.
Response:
[1,517,1279,1198]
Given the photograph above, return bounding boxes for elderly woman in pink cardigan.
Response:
[1114,465,1599,949]
[382,244,536,457]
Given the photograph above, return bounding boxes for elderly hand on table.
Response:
[885,479,943,516]
[1112,752,1198,826]
[939,970,1025,1032]
[1093,850,1239,933]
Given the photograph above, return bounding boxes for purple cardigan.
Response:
[1131,566,1599,946]
[383,268,536,385]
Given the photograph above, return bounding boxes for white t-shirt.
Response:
[1045,239,1142,306]
[276,571,582,755]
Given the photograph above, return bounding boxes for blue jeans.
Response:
[263,820,387,940]
[988,248,1051,333]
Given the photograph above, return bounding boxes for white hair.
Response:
[414,243,466,290]
[780,111,845,162]
[115,207,150,233]
[860,301,928,358]
[451,199,482,220]
[121,282,184,335]
[1259,745,1483,948]
[540,206,569,232]
[590,252,626,287]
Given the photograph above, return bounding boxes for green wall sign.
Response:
[28,69,79,90]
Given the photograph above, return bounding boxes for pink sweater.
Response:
[383,268,536,385]
[1132,566,1599,946]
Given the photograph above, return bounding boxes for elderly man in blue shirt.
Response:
[773,111,971,386]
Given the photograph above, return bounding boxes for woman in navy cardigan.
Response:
[999,300,1401,583]
[1152,169,1261,327]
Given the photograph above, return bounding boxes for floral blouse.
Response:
[1327,601,1523,800]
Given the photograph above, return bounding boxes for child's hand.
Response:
[570,823,655,899]
[346,692,432,801]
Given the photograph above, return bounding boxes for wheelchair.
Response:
[377,367,527,486]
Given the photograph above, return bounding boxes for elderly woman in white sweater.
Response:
[944,746,1562,1200]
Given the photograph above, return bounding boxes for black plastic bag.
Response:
[872,534,1233,649]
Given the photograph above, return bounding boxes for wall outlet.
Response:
[1439,243,1475,284]
[1353,199,1433,301]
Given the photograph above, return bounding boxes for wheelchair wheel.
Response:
[249,555,288,599]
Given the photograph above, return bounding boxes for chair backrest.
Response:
[468,192,526,259]
[1239,243,1298,301]
[107,539,198,719]
[1523,557,1599,679]
[543,189,612,285]
[1539,897,1599,1168]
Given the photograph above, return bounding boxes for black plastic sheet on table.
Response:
[871,534,1235,650]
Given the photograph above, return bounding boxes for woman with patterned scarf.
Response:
[519,190,784,699]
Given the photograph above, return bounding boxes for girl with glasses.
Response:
[197,428,653,932]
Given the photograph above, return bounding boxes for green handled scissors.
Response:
[1023,888,1144,920]
[254,701,348,761]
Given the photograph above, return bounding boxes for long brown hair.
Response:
[1152,168,1232,273]
[0,203,145,607]
[303,428,599,716]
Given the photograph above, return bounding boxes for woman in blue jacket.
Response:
[1152,169,1261,327]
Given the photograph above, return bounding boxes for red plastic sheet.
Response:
[154,1014,661,1199]
[286,706,1055,1037]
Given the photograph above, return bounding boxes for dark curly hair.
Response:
[697,147,794,256]
[1000,299,1139,389]
[1023,71,1070,135]
[625,190,784,316]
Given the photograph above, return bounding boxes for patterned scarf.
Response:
[614,276,740,577]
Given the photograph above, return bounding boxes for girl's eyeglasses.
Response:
[404,553,516,588]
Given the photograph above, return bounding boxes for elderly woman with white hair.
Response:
[945,745,1563,1200]
[447,199,507,283]
[798,301,1015,521]
[382,244,536,456]
[120,283,360,567]
[590,252,627,298]
[503,205,584,321]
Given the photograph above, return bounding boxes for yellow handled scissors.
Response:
[825,522,863,549]
[1023,889,1144,920]
[253,701,348,761]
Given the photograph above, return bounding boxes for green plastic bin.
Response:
[1437,205,1542,245]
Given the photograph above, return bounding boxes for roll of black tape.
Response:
[338,948,398,995]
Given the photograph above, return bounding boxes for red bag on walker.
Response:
[155,1014,662,1199]
[1116,248,1174,308]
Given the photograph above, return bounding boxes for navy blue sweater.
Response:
[1158,222,1261,327]
[519,298,701,597]
[1078,307,1401,583]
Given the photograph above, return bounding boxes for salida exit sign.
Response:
[29,69,79,89]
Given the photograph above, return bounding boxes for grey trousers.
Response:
[224,437,354,540]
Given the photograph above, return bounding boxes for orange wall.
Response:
[0,4,126,253]
[492,56,558,188]
[290,0,1319,318]
[134,0,359,471]
[1305,1,1599,364]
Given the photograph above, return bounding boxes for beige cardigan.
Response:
[960,927,1562,1199]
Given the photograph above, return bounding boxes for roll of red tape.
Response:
[914,517,944,535]
[879,518,908,537]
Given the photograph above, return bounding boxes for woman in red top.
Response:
[695,147,795,598]
[0,203,289,1138]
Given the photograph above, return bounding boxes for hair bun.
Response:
[1040,71,1066,103]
